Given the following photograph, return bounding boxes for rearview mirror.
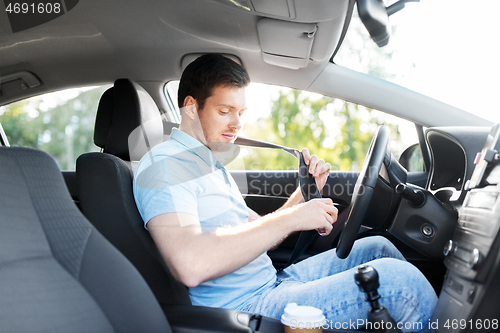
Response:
[357,0,419,47]
[357,0,390,47]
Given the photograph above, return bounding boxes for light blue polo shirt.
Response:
[133,128,276,309]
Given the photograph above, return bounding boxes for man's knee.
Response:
[373,258,437,326]
[357,236,403,260]
[376,258,436,305]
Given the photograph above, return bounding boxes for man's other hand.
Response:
[298,148,331,192]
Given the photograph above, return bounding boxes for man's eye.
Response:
[220,110,229,115]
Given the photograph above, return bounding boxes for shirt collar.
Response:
[170,128,215,166]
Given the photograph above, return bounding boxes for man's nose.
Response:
[229,114,242,130]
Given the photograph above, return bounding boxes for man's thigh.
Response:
[279,235,406,282]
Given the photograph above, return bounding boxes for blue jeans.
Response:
[245,236,437,332]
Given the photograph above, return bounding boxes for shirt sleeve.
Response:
[133,156,200,229]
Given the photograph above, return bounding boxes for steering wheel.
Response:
[336,125,391,259]
[274,126,390,267]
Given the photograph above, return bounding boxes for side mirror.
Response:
[399,143,425,172]
[357,0,419,47]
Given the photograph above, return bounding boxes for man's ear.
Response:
[182,96,198,120]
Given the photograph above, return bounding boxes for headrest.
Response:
[94,79,164,161]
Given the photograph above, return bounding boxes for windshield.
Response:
[334,0,500,123]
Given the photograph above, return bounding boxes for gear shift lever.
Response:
[354,265,401,333]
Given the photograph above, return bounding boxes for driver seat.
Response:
[75,79,191,306]
[0,146,172,332]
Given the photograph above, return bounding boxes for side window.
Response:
[164,81,418,171]
[0,85,111,170]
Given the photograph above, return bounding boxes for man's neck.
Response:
[178,121,208,148]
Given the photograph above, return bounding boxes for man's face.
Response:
[196,85,247,151]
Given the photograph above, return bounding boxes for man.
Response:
[133,54,437,331]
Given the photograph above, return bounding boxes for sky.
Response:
[376,0,500,123]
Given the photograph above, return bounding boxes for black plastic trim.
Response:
[415,124,430,172]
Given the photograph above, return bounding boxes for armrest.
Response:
[162,304,259,333]
[162,304,365,333]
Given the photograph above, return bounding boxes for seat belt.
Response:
[234,137,324,270]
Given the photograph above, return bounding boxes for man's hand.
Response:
[299,148,331,192]
[288,198,338,236]
[279,147,333,214]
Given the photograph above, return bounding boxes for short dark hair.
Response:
[177,54,250,110]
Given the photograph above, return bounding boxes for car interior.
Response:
[1,0,500,332]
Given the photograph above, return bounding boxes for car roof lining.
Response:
[0,0,351,105]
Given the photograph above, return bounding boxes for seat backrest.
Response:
[92,78,164,162]
[76,78,191,306]
[0,146,172,333]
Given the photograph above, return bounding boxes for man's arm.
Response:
[148,198,337,288]
[248,207,260,222]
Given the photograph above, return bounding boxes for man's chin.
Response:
[209,141,236,152]
[209,141,241,166]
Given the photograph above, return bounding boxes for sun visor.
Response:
[257,19,317,70]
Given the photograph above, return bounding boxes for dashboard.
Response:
[425,125,500,332]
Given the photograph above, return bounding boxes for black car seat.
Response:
[0,146,172,332]
[75,78,191,306]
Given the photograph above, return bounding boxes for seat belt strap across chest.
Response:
[234,137,323,270]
